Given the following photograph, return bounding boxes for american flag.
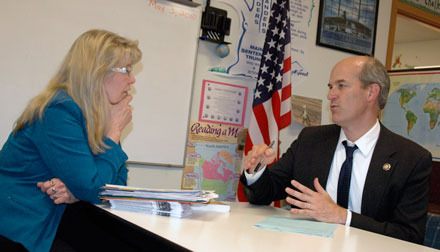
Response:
[237,0,291,202]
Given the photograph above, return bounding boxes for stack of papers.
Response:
[101,184,218,203]
[107,199,193,218]
[100,184,220,218]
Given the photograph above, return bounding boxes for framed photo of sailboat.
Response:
[316,0,379,55]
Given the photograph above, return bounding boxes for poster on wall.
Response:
[291,94,322,127]
[381,70,440,160]
[209,0,314,84]
[199,80,248,127]
[181,121,246,201]
[290,94,322,137]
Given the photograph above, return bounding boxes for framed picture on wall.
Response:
[316,0,379,55]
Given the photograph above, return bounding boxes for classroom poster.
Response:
[181,121,246,201]
[199,80,248,127]
[210,0,314,84]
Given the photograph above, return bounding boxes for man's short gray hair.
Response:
[359,57,390,109]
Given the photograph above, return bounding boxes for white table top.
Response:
[101,202,436,252]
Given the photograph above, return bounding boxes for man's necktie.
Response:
[337,140,358,209]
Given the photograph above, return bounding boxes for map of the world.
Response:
[382,71,440,159]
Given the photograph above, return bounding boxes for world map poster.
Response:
[381,70,440,160]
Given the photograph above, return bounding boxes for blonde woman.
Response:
[0,29,142,252]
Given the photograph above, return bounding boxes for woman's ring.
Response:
[51,187,57,193]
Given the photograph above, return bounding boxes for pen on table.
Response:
[253,140,275,173]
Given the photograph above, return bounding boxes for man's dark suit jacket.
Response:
[240,124,432,244]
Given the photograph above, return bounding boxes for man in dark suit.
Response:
[240,56,432,244]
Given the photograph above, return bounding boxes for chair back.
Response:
[424,213,440,249]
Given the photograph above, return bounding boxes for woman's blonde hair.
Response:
[13,29,142,154]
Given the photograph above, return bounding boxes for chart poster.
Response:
[199,80,248,127]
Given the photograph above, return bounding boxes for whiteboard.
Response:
[0,0,201,166]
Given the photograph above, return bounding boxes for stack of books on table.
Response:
[100,184,223,218]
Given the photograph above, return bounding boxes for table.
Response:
[95,202,436,252]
